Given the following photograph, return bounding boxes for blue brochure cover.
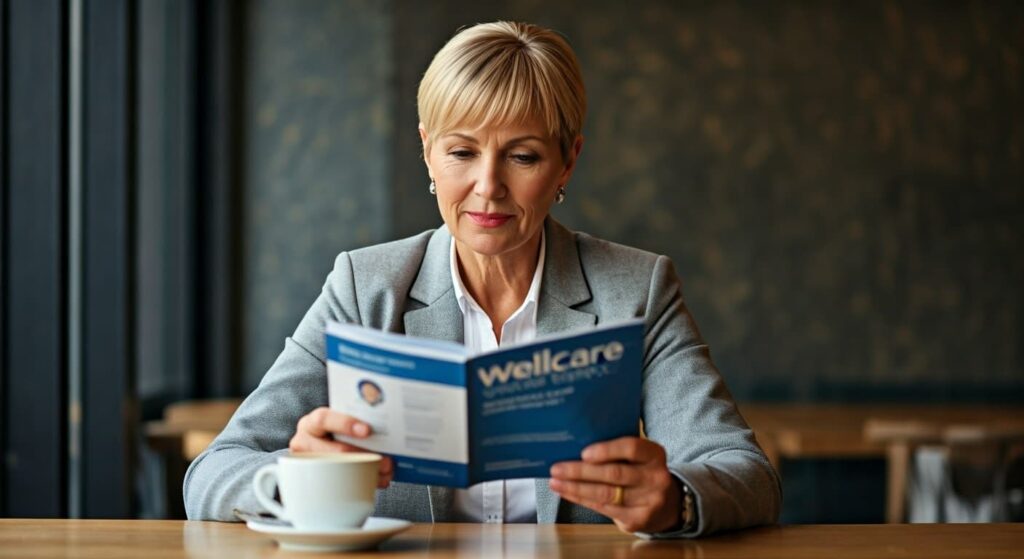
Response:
[325,319,643,488]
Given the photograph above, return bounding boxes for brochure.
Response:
[325,318,644,488]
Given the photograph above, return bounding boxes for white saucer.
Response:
[246,516,412,552]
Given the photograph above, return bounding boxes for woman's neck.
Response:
[454,229,543,337]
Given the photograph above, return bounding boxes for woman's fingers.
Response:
[548,478,649,508]
[290,407,393,488]
[297,407,372,439]
[289,430,344,453]
[549,460,643,487]
[581,436,664,465]
[289,430,364,452]
[377,458,394,489]
[380,455,393,476]
[377,455,394,486]
[548,437,683,533]
[550,477,679,534]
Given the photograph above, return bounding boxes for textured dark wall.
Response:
[242,0,1024,399]
[242,0,392,383]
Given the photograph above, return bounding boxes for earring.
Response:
[555,186,566,204]
[428,180,436,195]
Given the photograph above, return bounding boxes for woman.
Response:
[185,21,780,537]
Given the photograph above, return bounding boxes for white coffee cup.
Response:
[252,452,380,531]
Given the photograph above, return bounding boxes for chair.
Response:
[866,419,1024,523]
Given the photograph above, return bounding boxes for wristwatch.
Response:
[680,482,697,532]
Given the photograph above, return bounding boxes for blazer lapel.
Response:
[402,226,462,522]
[403,293,463,345]
[536,218,596,336]
[536,217,595,332]
[403,225,463,344]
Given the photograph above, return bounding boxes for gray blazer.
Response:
[184,218,781,537]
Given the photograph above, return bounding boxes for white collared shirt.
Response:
[449,233,545,523]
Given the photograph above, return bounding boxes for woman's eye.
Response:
[511,153,539,164]
[449,150,475,159]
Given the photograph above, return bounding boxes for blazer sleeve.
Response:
[183,252,361,521]
[637,255,781,537]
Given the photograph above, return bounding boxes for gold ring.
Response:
[612,485,624,506]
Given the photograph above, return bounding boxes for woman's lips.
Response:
[466,212,513,228]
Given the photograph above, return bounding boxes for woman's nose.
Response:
[473,156,507,199]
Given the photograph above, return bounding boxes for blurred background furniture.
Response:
[742,403,889,470]
[145,399,242,518]
[743,405,1024,473]
[865,417,1024,523]
[143,400,1024,520]
[742,403,1024,523]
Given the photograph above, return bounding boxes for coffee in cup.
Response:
[252,452,380,531]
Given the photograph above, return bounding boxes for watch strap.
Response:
[681,481,696,532]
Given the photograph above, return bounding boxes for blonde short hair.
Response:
[417,21,586,158]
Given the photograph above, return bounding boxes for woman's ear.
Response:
[418,124,433,176]
[560,135,585,185]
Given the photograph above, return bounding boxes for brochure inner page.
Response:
[326,321,472,486]
[466,320,644,483]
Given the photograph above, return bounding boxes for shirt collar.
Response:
[449,229,546,316]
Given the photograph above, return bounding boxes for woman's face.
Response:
[421,119,581,259]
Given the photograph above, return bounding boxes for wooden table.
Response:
[0,520,1021,558]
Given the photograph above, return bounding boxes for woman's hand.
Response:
[288,407,393,489]
[549,437,682,533]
